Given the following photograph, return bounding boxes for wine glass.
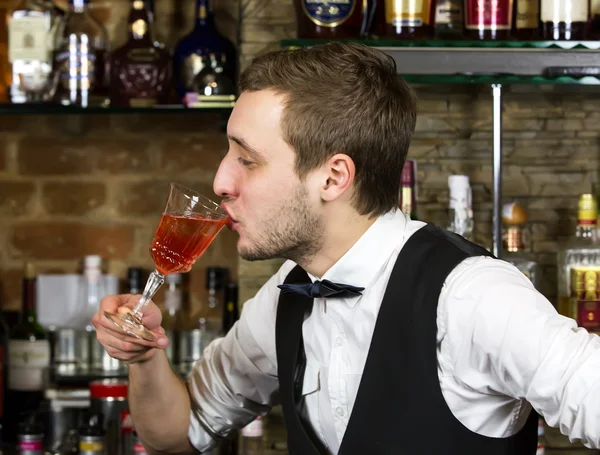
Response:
[104,182,230,341]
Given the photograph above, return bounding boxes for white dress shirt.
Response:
[187,209,600,453]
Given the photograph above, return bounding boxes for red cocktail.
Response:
[151,213,229,275]
[103,183,229,341]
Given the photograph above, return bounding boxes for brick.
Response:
[0,268,22,311]
[117,180,215,217]
[547,118,583,132]
[11,223,135,260]
[0,181,36,216]
[160,137,227,174]
[17,138,152,175]
[42,182,107,215]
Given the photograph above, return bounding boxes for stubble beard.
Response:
[238,185,324,265]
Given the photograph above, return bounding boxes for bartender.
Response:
[93,42,600,454]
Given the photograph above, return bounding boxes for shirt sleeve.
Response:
[187,260,296,452]
[439,256,600,449]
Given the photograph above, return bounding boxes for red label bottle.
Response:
[465,0,514,40]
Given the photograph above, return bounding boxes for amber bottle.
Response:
[464,0,514,40]
[541,0,589,40]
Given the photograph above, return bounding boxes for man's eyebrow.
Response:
[227,135,266,161]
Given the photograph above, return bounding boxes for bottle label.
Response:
[55,48,99,91]
[241,417,264,437]
[19,439,44,454]
[79,438,104,452]
[435,1,462,25]
[541,0,588,22]
[121,411,134,433]
[400,187,413,215]
[8,15,51,63]
[302,0,357,27]
[465,0,513,30]
[8,340,50,391]
[164,289,182,311]
[593,0,600,15]
[516,0,539,28]
[570,267,600,332]
[134,442,147,454]
[385,0,432,27]
[131,19,148,37]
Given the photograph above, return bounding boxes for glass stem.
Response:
[132,269,165,314]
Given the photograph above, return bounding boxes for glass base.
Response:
[103,310,156,342]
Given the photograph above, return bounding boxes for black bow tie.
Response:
[278,280,365,299]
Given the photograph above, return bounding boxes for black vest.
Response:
[275,223,538,455]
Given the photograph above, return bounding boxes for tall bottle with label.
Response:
[464,0,514,40]
[399,159,418,220]
[557,194,600,328]
[541,0,589,40]
[378,0,434,39]
[53,0,110,107]
[6,262,50,441]
[110,0,171,108]
[447,175,474,241]
[241,417,264,455]
[513,0,540,39]
[295,0,369,38]
[502,202,539,287]
[8,0,62,103]
[173,0,236,103]
[434,0,464,39]
[162,273,185,365]
[222,282,239,335]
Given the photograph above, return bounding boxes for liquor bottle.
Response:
[399,159,418,220]
[296,0,371,39]
[381,0,434,39]
[6,263,50,442]
[78,412,105,455]
[162,273,184,365]
[53,0,110,108]
[447,175,473,241]
[513,0,540,39]
[557,194,600,321]
[173,0,236,104]
[127,267,145,294]
[222,282,239,335]
[434,0,464,39]
[464,0,514,40]
[8,0,62,103]
[206,267,228,309]
[110,0,171,108]
[241,417,264,455]
[502,202,539,287]
[541,0,589,40]
[17,412,44,455]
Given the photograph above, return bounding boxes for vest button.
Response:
[335,406,345,417]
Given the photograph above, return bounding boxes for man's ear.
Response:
[320,153,355,202]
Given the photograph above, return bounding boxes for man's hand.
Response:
[92,294,169,365]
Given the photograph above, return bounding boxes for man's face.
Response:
[213,90,324,263]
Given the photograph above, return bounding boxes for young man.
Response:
[93,42,600,454]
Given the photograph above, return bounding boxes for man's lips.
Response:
[220,202,238,228]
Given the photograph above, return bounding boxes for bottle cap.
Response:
[502,202,528,225]
[578,194,597,225]
[84,255,102,269]
[448,175,470,190]
[401,160,415,186]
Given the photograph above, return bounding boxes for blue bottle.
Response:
[173,0,237,103]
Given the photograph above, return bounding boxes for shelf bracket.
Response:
[492,84,503,258]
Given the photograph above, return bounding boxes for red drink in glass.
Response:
[150,213,228,275]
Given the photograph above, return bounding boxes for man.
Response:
[93,42,600,454]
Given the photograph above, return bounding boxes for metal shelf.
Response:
[281,39,600,86]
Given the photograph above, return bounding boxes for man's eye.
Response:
[238,157,255,166]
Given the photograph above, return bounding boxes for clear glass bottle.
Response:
[557,194,600,331]
[502,202,539,288]
[53,0,110,107]
[162,273,184,365]
[241,417,264,455]
[8,0,63,103]
[447,175,474,242]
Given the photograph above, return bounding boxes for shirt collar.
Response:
[306,209,408,307]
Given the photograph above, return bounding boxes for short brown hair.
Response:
[239,42,417,218]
